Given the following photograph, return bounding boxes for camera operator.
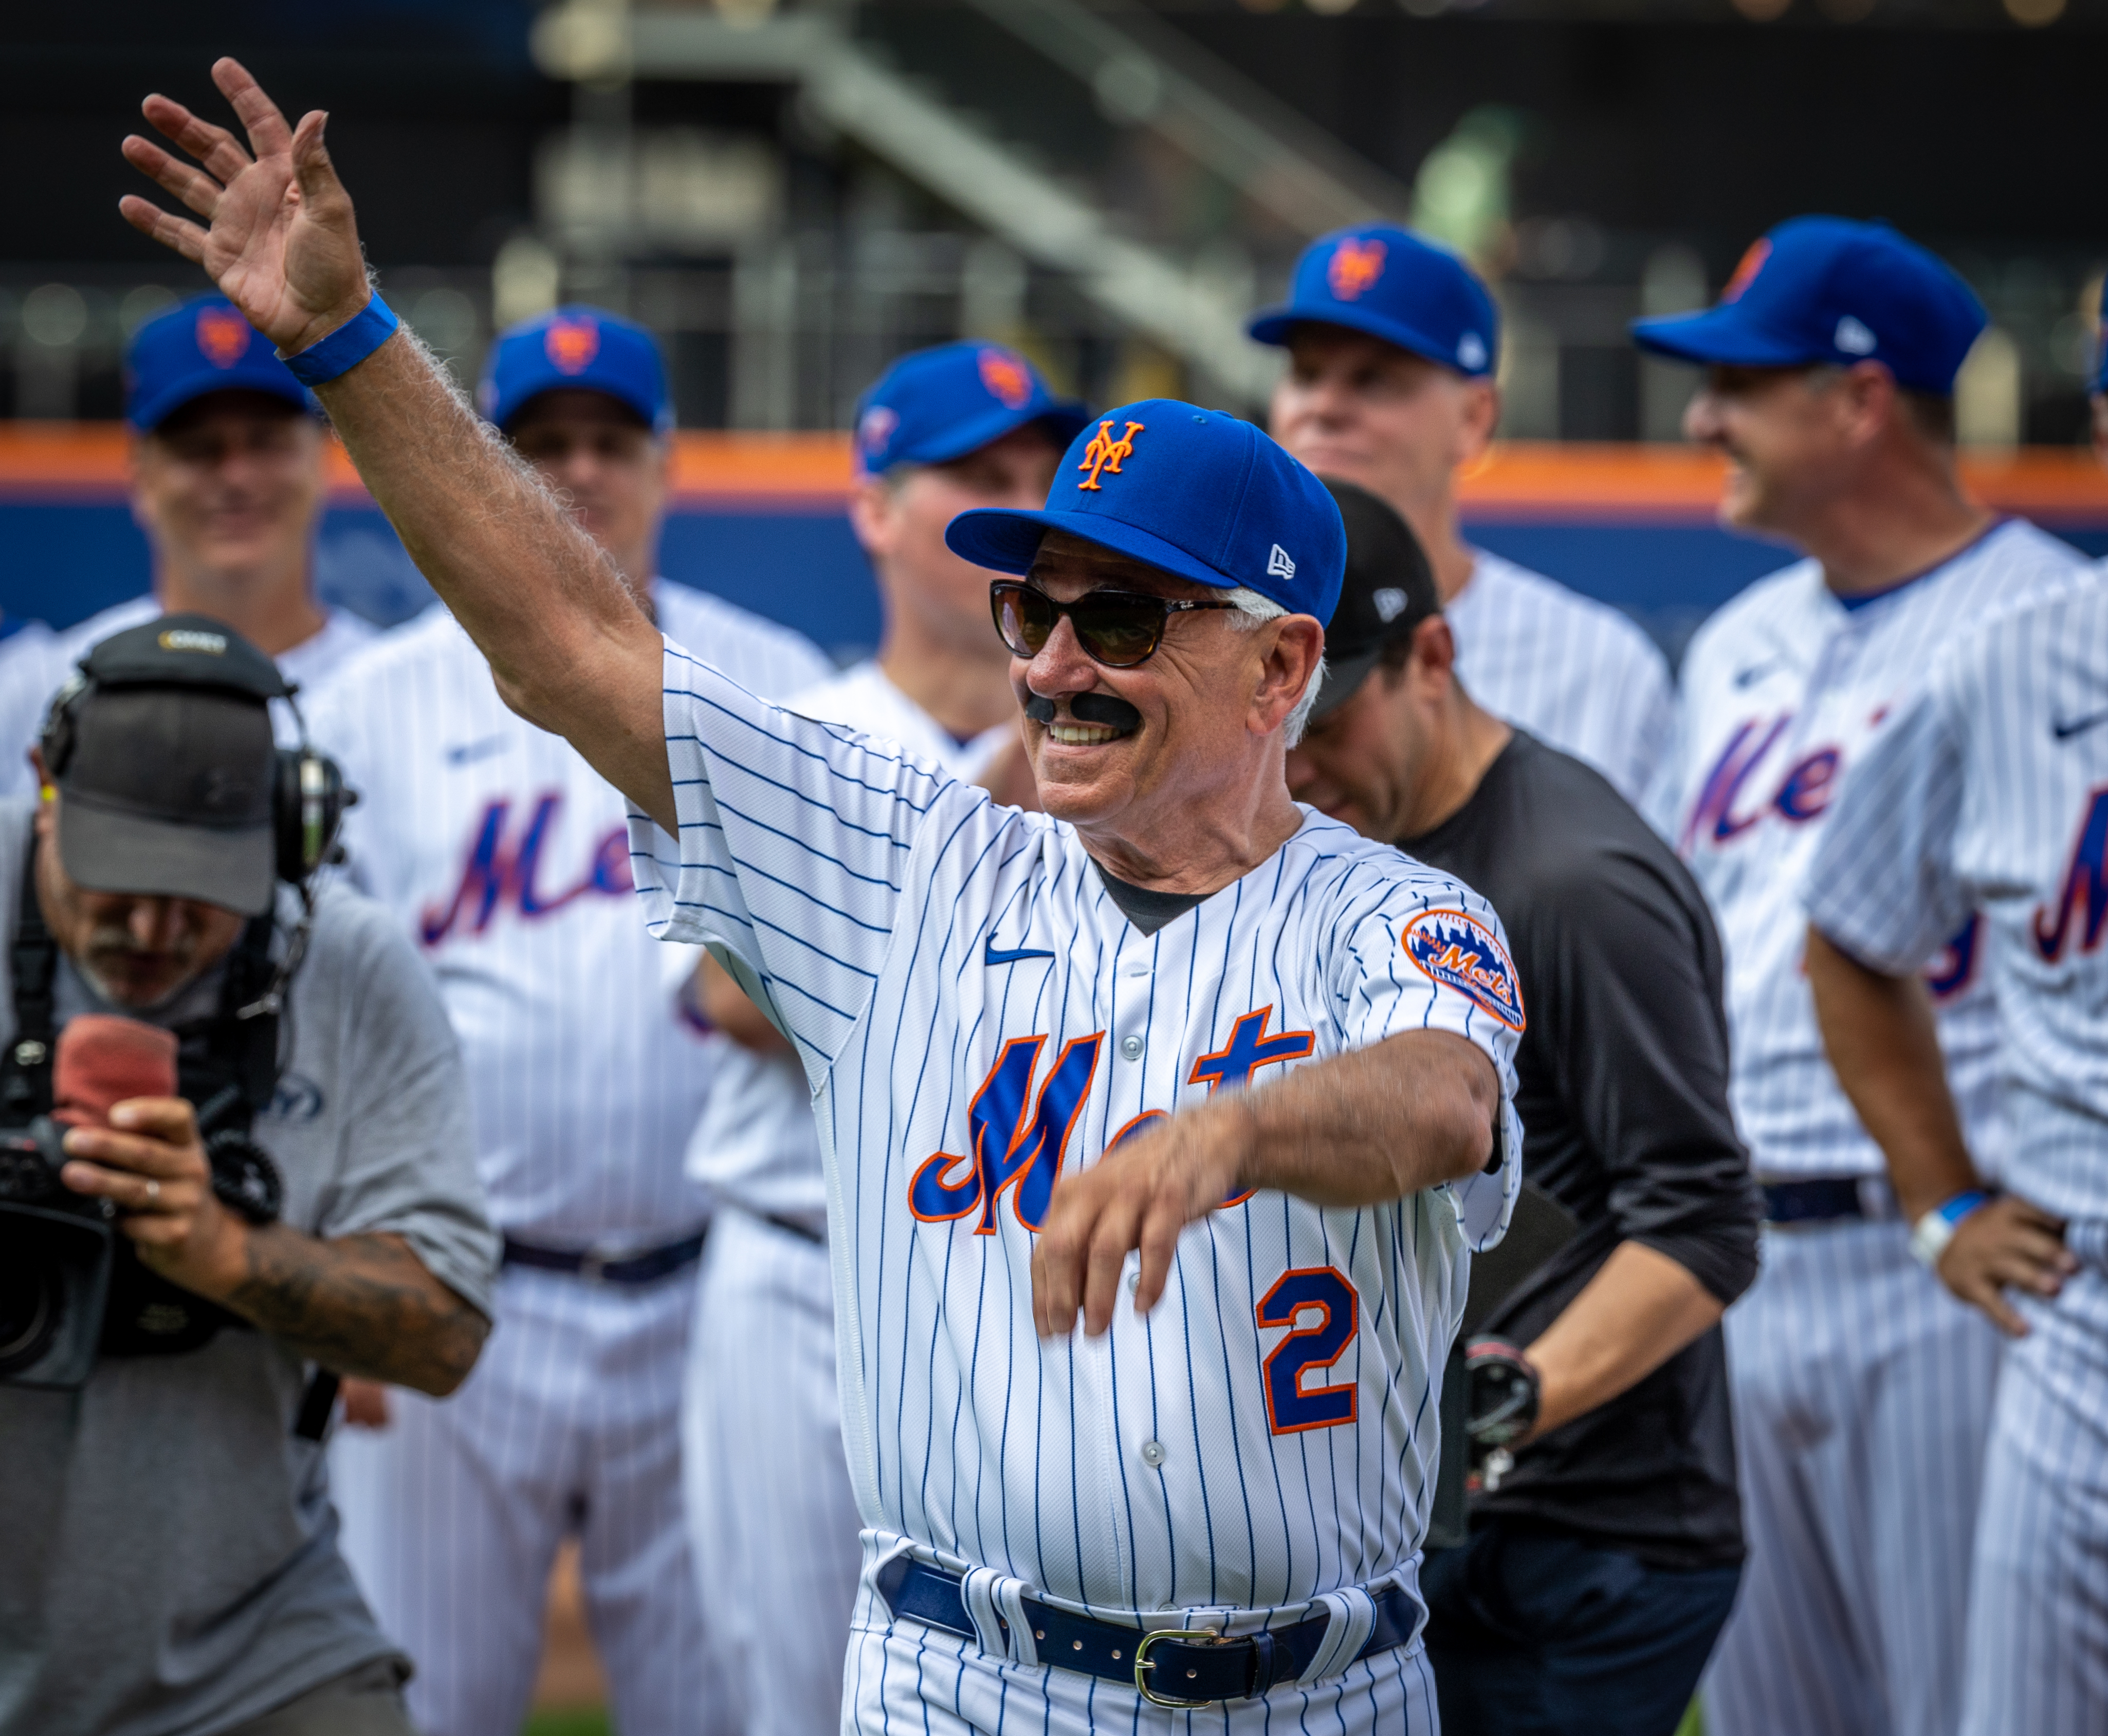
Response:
[0,617,497,1736]
[1286,484,1762,1735]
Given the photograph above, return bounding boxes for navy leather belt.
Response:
[759,1211,826,1247]
[1762,1178,1866,1226]
[501,1230,706,1285]
[874,1556,1418,1707]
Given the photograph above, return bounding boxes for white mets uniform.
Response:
[634,639,1524,1736]
[316,587,829,1736]
[1806,567,2108,1736]
[1447,548,1673,804]
[1649,519,2088,1736]
[0,594,373,790]
[680,661,1009,1736]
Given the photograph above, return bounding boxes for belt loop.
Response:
[960,1568,1011,1660]
[1297,1587,1377,1686]
[993,1580,1039,1668]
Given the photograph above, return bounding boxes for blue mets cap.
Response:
[853,342,1091,477]
[944,401,1347,624]
[1632,217,1986,396]
[1248,224,1499,379]
[124,293,311,433]
[479,305,673,435]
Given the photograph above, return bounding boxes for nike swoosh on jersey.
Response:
[1733,658,1787,689]
[2052,708,2108,742]
[444,734,510,766]
[984,938,1055,965]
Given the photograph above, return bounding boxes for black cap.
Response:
[1309,478,1441,722]
[48,614,284,916]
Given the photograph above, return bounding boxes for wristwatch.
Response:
[1909,1189,1992,1269]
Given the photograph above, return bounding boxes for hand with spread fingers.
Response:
[59,1095,248,1299]
[118,57,371,355]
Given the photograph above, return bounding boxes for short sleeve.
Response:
[1336,878,1525,1251]
[627,640,956,1071]
[1803,677,1970,974]
[306,896,499,1313]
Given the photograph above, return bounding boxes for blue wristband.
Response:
[1937,1189,1993,1227]
[282,294,400,387]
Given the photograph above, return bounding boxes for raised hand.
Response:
[119,58,370,355]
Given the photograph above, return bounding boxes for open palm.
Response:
[119,58,370,354]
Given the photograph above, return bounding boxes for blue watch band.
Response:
[282,295,400,387]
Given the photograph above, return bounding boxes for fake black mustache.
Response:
[1023,692,1142,732]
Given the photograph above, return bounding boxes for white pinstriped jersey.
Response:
[1447,549,1674,804]
[1653,520,2086,1180]
[633,641,1524,1618]
[308,586,830,1248]
[682,661,1011,1223]
[1806,569,2108,1223]
[0,595,374,796]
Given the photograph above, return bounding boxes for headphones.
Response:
[39,673,352,890]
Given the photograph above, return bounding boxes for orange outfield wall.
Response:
[3,424,2105,525]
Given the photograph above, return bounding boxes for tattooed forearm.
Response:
[224,1226,489,1394]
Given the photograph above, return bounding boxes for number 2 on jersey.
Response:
[1255,1267,1359,1435]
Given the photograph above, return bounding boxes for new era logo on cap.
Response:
[158,628,228,655]
[1268,544,1297,582]
[1372,586,1408,623]
[1835,315,1877,355]
[1457,332,1488,371]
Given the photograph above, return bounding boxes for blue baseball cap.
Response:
[944,401,1346,624]
[124,293,311,433]
[1632,217,1986,396]
[479,305,673,435]
[1248,224,1499,379]
[853,342,1090,477]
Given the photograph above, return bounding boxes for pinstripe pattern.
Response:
[0,595,375,796]
[633,640,1523,1725]
[1701,1220,2001,1736]
[1447,550,1674,804]
[1656,519,2087,1736]
[317,585,830,1736]
[1803,569,2108,1735]
[683,663,1009,1736]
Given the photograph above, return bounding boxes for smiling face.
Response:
[1682,362,1885,538]
[509,389,670,586]
[1269,324,1497,531]
[1009,532,1323,880]
[131,390,325,588]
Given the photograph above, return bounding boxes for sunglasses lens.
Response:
[994,585,1055,657]
[1071,596,1163,667]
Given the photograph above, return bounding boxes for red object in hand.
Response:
[52,1015,179,1129]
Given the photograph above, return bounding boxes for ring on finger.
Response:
[143,1178,161,1206]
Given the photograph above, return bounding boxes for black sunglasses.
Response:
[989,581,1240,669]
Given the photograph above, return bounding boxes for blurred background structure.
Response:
[4,0,2105,663]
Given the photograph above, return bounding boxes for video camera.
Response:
[0,615,347,1391]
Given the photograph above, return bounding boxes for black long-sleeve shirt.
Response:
[1403,731,1762,1568]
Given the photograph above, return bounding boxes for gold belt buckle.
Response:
[1133,1628,1226,1709]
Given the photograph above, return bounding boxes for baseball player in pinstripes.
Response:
[0,291,373,784]
[318,307,831,1736]
[119,63,1528,1733]
[1632,216,2093,1736]
[1798,288,2108,1736]
[1253,223,1675,804]
[677,340,1083,1736]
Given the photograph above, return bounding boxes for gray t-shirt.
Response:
[0,800,498,1736]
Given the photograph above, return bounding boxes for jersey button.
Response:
[1120,1035,1144,1062]
[1139,1439,1166,1468]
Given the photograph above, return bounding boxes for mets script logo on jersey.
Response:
[195,306,252,368]
[1077,420,1143,490]
[1682,714,1843,849]
[1403,910,1524,1031]
[544,317,600,375]
[907,1007,1313,1232]
[420,792,632,947]
[1327,237,1387,301]
[977,347,1034,409]
[2032,784,2108,964]
[1722,237,1771,303]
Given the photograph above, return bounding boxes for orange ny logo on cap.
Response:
[1327,238,1388,302]
[195,307,252,368]
[978,348,1034,410]
[544,317,600,375]
[1722,238,1772,304]
[1077,420,1143,491]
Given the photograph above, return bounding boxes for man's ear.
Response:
[1840,361,1900,449]
[1255,614,1326,734]
[1456,377,1501,465]
[847,476,899,560]
[1410,615,1458,684]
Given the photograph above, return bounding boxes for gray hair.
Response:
[1223,587,1326,748]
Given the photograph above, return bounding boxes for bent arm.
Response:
[224,1225,489,1395]
[1519,1241,1722,1440]
[695,952,794,1057]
